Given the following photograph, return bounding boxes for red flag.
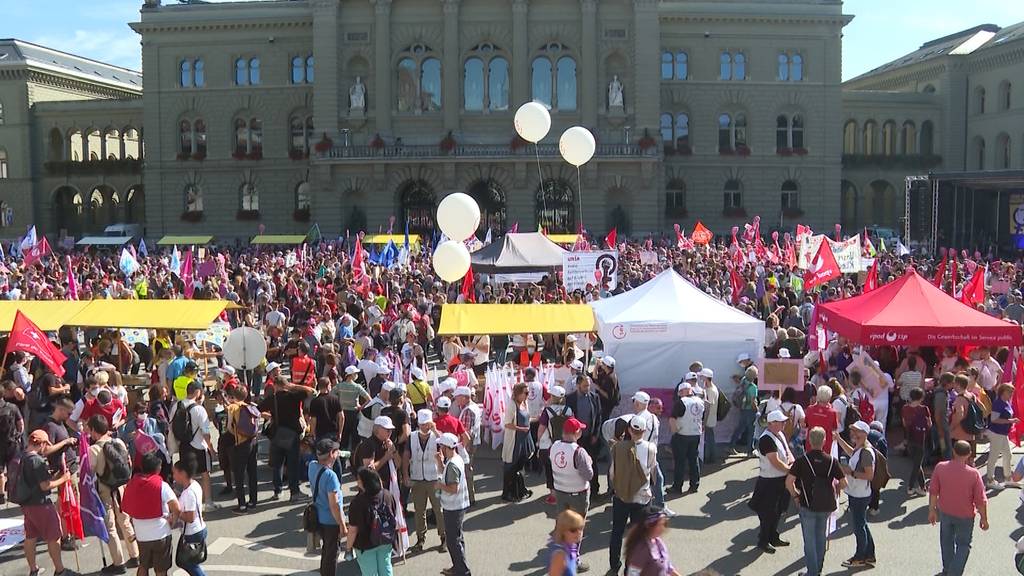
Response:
[605,227,617,250]
[949,254,959,296]
[460,266,476,303]
[58,457,84,540]
[932,256,947,288]
[1009,352,1024,446]
[803,239,842,290]
[960,266,986,307]
[864,259,879,292]
[5,311,66,377]
[796,224,812,238]
[691,221,713,245]
[351,237,370,295]
[729,266,744,304]
[23,237,52,268]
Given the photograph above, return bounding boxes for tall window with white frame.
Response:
[464,43,509,112]
[240,182,259,212]
[289,113,314,157]
[721,52,745,80]
[398,44,442,113]
[233,115,263,158]
[775,114,805,151]
[718,113,747,152]
[781,180,799,213]
[724,179,742,211]
[235,57,261,86]
[178,118,206,159]
[661,51,687,80]
[180,59,204,87]
[531,43,577,111]
[291,55,314,84]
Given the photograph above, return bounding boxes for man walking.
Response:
[565,375,602,496]
[929,440,988,576]
[170,381,217,511]
[16,430,80,576]
[437,432,471,576]
[607,416,656,573]
[406,410,445,552]
[550,417,593,573]
[786,427,846,576]
[668,382,704,495]
[86,415,139,573]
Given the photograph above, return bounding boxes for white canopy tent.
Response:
[590,269,765,441]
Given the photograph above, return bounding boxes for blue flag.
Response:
[369,246,379,264]
[381,240,399,268]
[138,238,148,257]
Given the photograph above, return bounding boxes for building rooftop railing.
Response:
[316,142,658,161]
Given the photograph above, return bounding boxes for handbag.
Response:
[175,503,207,568]
[303,468,328,533]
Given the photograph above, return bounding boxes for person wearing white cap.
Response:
[405,410,445,553]
[669,382,704,495]
[737,352,753,369]
[454,386,481,505]
[836,420,877,567]
[629,390,664,509]
[749,410,794,554]
[436,432,472,576]
[355,382,390,440]
[523,367,547,473]
[407,365,432,412]
[332,365,372,453]
[536,385,574,506]
[607,414,657,573]
[699,368,722,465]
[593,356,621,423]
[352,415,398,490]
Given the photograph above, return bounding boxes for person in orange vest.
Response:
[290,342,317,388]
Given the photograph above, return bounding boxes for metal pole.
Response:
[995,190,1002,255]
[904,177,912,245]
[970,189,976,248]
[931,179,939,255]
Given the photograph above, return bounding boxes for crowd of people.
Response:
[0,229,1020,576]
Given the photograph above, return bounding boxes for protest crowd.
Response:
[0,217,1021,576]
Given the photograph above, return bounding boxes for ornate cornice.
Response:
[847,62,946,92]
[659,14,847,27]
[133,17,310,34]
[967,45,1024,75]
[26,70,141,100]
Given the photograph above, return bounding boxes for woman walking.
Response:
[346,467,397,576]
[173,458,208,576]
[986,383,1017,489]
[548,510,584,576]
[502,383,535,502]
[623,507,681,576]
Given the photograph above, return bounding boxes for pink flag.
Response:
[182,250,195,299]
[66,256,78,300]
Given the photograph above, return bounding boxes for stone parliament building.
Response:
[0,0,1022,245]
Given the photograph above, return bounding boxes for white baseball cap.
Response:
[416,409,433,425]
[438,433,459,449]
[374,416,395,429]
[766,410,788,423]
[220,365,236,377]
[265,362,281,373]
[632,391,650,404]
[454,386,473,397]
[849,420,871,434]
[569,360,584,371]
[440,378,458,392]
[678,382,693,393]
[381,381,396,393]
[436,396,452,409]
[601,356,616,368]
[684,372,698,381]
[549,386,566,398]
[565,334,578,343]
[410,366,426,380]
[344,365,360,376]
[736,353,751,364]
[699,368,714,378]
[629,416,648,431]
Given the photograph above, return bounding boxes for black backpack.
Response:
[368,493,397,548]
[716,390,731,422]
[546,406,570,442]
[841,397,861,430]
[7,451,39,505]
[171,402,197,444]
[100,440,132,489]
[961,396,988,435]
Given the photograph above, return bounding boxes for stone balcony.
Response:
[44,158,144,176]
[315,142,659,163]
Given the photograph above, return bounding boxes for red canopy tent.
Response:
[818,269,1022,347]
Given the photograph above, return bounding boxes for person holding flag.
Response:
[16,429,81,576]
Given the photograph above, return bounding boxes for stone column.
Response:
[631,0,659,134]
[511,0,529,107]
[312,0,340,136]
[442,0,461,132]
[580,0,598,127]
[372,0,393,135]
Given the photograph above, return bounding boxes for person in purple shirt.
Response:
[624,507,680,576]
[985,383,1017,490]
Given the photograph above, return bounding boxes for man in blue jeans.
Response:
[786,427,847,576]
[668,382,704,495]
[929,440,989,576]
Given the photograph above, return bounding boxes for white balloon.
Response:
[437,192,481,241]
[559,126,597,167]
[432,240,472,283]
[514,102,552,143]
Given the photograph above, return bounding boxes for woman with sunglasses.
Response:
[623,507,681,576]
[548,510,584,576]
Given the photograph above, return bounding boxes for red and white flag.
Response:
[605,227,617,250]
[5,311,66,377]
[803,240,841,290]
[691,221,713,246]
[863,259,879,292]
[23,237,52,268]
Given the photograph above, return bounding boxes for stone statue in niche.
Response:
[608,75,624,108]
[349,76,366,112]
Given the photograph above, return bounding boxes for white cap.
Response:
[778,349,791,359]
[678,382,692,393]
[344,365,360,376]
[629,416,648,431]
[436,396,452,409]
[440,378,458,392]
[569,360,584,371]
[266,362,281,373]
[684,372,698,381]
[454,386,473,397]
[394,382,407,393]
[438,433,459,449]
[220,365,236,376]
[699,368,714,378]
[416,409,434,425]
[565,334,578,343]
[849,420,871,434]
[766,410,788,423]
[410,366,426,380]
[381,381,396,393]
[374,416,395,429]
[601,356,616,368]
[549,386,566,398]
[736,353,751,364]
[632,391,650,404]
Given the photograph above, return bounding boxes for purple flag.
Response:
[78,434,110,543]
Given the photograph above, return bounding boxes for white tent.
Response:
[590,269,765,441]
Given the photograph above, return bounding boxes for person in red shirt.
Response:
[290,342,317,388]
[434,397,470,446]
[804,385,839,455]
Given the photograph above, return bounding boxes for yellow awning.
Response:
[157,235,213,246]
[364,234,421,246]
[547,234,578,245]
[438,304,595,335]
[0,302,91,332]
[251,235,307,245]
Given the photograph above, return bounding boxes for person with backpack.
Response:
[437,432,472,576]
[173,362,200,402]
[13,429,80,576]
[901,387,932,497]
[669,382,704,495]
[607,416,657,574]
[86,414,140,573]
[950,374,984,461]
[121,452,180,576]
[226,386,260,513]
[0,380,25,503]
[308,439,348,576]
[346,466,397,576]
[804,385,839,455]
[170,381,218,512]
[564,375,602,497]
[786,426,847,576]
[42,397,80,551]
[537,386,573,506]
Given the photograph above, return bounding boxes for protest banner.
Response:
[562,251,619,291]
[758,358,805,391]
[798,234,861,273]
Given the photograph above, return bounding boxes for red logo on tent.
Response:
[612,325,626,340]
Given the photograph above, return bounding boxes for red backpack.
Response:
[858,394,875,424]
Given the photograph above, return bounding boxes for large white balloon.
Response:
[436,193,481,241]
[514,102,552,143]
[432,240,471,283]
[559,126,597,167]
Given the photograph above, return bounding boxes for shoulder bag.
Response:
[303,468,328,532]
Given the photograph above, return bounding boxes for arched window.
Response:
[464,43,508,111]
[920,121,934,155]
[776,115,789,149]
[723,179,742,210]
[125,187,144,224]
[184,183,203,212]
[777,54,789,81]
[240,182,259,211]
[661,51,687,80]
[781,180,799,212]
[718,113,732,150]
[718,112,750,151]
[179,120,193,156]
[720,52,732,80]
[532,57,553,106]
[397,44,442,112]
[882,121,897,155]
[233,115,263,157]
[194,59,204,87]
[665,179,686,217]
[863,120,877,155]
[104,128,121,160]
[734,113,748,147]
[0,149,7,179]
[661,51,673,80]
[536,179,575,233]
[676,51,688,80]
[1001,81,1012,111]
[89,188,105,226]
[234,118,248,154]
[975,86,986,114]
[843,120,857,154]
[194,120,206,155]
[235,58,248,86]
[292,55,314,84]
[973,137,986,170]
[901,121,917,154]
[488,56,509,111]
[249,58,261,85]
[180,60,192,87]
[556,56,577,111]
[398,179,437,234]
[733,53,746,80]
[675,114,689,148]
[306,56,314,83]
[290,113,314,155]
[660,113,673,143]
[791,54,803,81]
[998,134,1011,169]
[123,127,142,160]
[467,179,508,233]
[464,58,484,111]
[296,181,311,211]
[792,114,804,148]
[249,118,263,154]
[532,43,576,111]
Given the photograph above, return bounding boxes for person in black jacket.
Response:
[564,374,602,496]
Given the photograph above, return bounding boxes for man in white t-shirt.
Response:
[123,453,180,576]
[169,382,217,512]
[700,368,721,465]
[669,383,705,494]
[971,346,1003,392]
[172,458,207,575]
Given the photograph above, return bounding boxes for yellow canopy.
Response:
[0,300,231,331]
[364,234,421,246]
[250,235,307,245]
[547,234,578,245]
[438,304,595,335]
[157,235,213,246]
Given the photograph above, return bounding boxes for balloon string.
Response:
[576,165,584,235]
[534,143,547,228]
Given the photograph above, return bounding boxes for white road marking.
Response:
[206,537,320,561]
